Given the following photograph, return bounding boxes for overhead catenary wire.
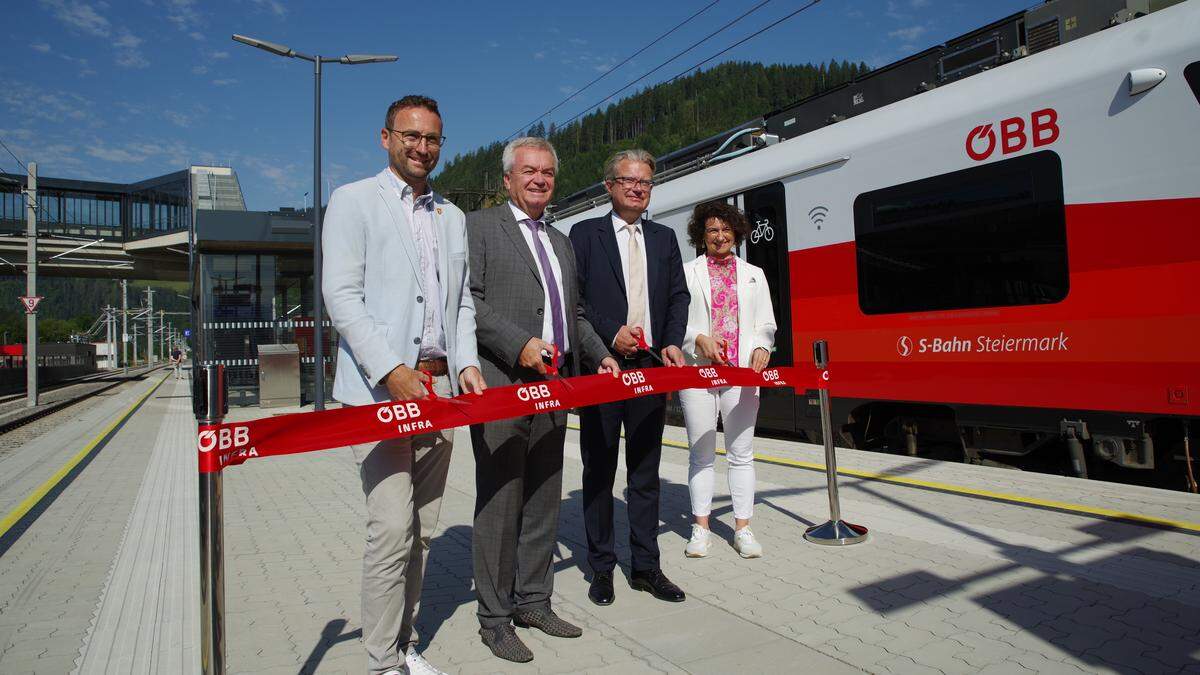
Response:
[0,135,27,176]
[505,0,724,141]
[663,0,823,85]
[548,0,785,133]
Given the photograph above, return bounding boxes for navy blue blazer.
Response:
[569,213,691,352]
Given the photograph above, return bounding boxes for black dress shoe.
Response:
[514,607,583,638]
[588,570,615,606]
[479,624,534,663]
[630,568,685,602]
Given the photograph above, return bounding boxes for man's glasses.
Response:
[610,176,654,189]
[387,128,446,148]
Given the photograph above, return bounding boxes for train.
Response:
[548,0,1200,487]
[0,343,99,395]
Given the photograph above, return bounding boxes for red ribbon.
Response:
[197,364,825,474]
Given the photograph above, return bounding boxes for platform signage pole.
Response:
[196,364,226,675]
[804,340,869,546]
[25,162,37,408]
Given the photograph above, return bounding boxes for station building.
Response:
[0,165,334,406]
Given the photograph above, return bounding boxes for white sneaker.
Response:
[405,649,447,675]
[733,527,763,558]
[685,524,711,558]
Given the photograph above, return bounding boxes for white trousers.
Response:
[679,385,760,520]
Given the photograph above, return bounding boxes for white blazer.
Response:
[681,254,777,368]
[322,169,480,405]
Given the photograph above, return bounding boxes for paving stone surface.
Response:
[2,389,1199,674]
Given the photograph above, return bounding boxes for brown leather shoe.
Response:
[479,624,533,663]
[514,607,583,638]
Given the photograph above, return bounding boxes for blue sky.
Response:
[4,0,1031,211]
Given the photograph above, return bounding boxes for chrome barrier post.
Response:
[195,364,227,675]
[804,340,869,546]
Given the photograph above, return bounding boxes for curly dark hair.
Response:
[686,200,751,249]
[384,95,440,129]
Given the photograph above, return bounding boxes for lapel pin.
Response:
[436,207,443,215]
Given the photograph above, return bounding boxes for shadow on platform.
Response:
[847,481,1200,670]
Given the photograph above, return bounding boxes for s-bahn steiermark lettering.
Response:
[897,332,1071,356]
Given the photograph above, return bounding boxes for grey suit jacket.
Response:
[322,169,480,405]
[466,204,608,388]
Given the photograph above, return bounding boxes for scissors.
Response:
[540,343,577,393]
[631,326,665,366]
[420,370,476,410]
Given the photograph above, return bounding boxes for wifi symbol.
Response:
[808,205,829,229]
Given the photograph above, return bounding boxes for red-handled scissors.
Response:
[631,327,665,366]
[421,370,476,409]
[541,343,577,393]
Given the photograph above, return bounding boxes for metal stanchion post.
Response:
[195,364,227,675]
[804,340,869,546]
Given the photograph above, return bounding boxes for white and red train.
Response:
[549,0,1200,484]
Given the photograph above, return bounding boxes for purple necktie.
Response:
[524,219,565,366]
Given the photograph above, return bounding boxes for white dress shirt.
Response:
[611,212,654,348]
[386,168,446,360]
[509,202,570,355]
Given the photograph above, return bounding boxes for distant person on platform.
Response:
[570,149,691,607]
[170,346,183,379]
[678,201,776,559]
[323,94,485,675]
[466,137,619,663]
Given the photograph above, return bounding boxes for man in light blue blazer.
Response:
[323,94,485,675]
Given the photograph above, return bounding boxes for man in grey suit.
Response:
[323,95,485,675]
[467,137,619,663]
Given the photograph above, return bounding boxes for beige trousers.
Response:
[353,374,453,675]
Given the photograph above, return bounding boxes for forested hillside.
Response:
[433,59,868,209]
[0,277,190,344]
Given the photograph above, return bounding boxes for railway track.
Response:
[0,366,164,436]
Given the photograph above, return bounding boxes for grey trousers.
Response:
[470,409,567,629]
[353,374,453,675]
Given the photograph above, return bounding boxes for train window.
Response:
[1186,62,1200,107]
[853,150,1067,315]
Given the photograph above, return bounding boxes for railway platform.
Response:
[1,374,1198,674]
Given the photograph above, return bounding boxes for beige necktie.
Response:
[625,222,647,331]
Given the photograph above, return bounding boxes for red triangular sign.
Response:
[19,296,43,313]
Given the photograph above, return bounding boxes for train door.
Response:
[740,181,795,431]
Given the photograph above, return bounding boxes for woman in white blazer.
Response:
[679,201,776,559]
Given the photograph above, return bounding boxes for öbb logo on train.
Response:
[517,383,561,411]
[965,108,1059,161]
[621,370,654,395]
[376,401,432,433]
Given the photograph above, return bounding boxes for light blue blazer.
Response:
[322,169,480,405]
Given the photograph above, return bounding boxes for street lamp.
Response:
[232,34,396,411]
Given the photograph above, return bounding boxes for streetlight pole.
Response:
[232,34,396,411]
[25,163,37,408]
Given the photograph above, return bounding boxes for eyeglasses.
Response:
[387,128,446,148]
[610,176,654,189]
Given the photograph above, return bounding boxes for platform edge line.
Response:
[0,373,171,540]
[565,423,1200,534]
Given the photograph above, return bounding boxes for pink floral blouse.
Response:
[706,255,738,363]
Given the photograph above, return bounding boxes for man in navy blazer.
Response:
[569,149,691,606]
